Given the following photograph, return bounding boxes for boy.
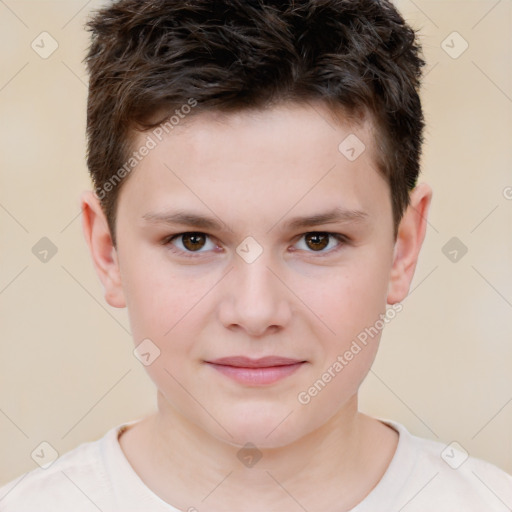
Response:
[1,0,511,510]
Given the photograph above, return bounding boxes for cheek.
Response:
[302,256,391,343]
[119,244,214,338]
[294,263,391,412]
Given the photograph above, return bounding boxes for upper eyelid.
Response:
[168,231,346,240]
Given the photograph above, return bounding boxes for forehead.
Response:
[148,101,378,168]
[119,101,391,231]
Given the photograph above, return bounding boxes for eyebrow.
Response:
[282,208,369,231]
[142,207,369,232]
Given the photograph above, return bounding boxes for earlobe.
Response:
[387,183,432,304]
[80,191,126,308]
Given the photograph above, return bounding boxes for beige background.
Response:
[1,0,511,487]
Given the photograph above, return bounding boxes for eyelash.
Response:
[162,231,349,258]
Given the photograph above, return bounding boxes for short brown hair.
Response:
[84,0,426,246]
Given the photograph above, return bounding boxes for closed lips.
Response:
[206,356,306,368]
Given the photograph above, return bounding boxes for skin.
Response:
[81,101,432,512]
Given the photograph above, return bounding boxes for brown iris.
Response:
[304,232,330,251]
[181,233,207,251]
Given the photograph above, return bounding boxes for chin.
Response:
[208,406,315,450]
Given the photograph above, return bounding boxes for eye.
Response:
[164,232,217,257]
[294,232,348,254]
[163,231,348,259]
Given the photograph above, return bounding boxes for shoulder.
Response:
[0,425,121,512]
[385,420,512,511]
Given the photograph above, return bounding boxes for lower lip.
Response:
[206,362,305,386]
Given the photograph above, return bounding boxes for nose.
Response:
[218,252,292,338]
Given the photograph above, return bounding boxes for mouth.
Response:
[204,356,307,386]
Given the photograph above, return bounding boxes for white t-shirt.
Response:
[1,418,511,511]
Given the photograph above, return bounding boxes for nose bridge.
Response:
[235,247,281,304]
[221,247,291,335]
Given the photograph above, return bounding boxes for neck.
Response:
[126,392,396,511]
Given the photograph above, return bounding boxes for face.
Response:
[83,102,429,449]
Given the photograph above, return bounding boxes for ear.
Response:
[387,183,432,304]
[80,190,126,308]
